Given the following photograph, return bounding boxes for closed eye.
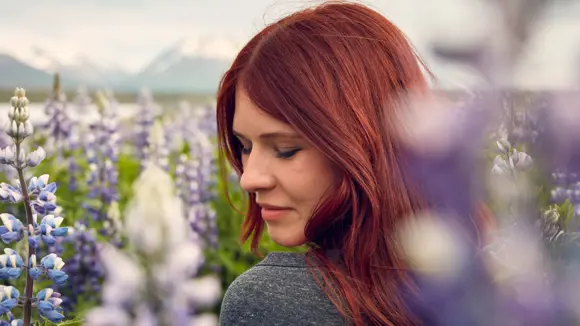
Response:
[241,145,252,155]
[276,148,301,159]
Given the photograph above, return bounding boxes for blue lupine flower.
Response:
[22,175,59,215]
[33,191,58,215]
[0,183,22,203]
[0,145,16,166]
[27,174,55,196]
[28,212,73,250]
[40,254,68,286]
[0,87,74,324]
[36,288,64,323]
[0,312,23,326]
[0,286,19,315]
[0,249,23,280]
[28,254,41,280]
[0,214,24,244]
[25,147,46,168]
[37,215,73,246]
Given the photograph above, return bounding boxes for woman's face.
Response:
[232,89,338,247]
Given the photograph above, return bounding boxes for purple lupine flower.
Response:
[170,104,220,274]
[41,86,73,160]
[392,90,545,325]
[81,92,121,241]
[397,92,495,239]
[61,223,105,312]
[550,170,580,230]
[400,0,572,323]
[143,121,170,172]
[73,85,92,117]
[133,88,159,168]
[161,111,184,157]
[176,151,219,252]
[65,127,82,192]
[530,91,580,174]
[59,85,93,193]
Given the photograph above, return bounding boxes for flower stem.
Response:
[16,142,35,325]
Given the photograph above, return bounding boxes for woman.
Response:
[216,2,492,325]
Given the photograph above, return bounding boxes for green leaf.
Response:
[557,199,576,231]
[57,318,85,326]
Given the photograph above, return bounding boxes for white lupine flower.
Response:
[124,163,189,255]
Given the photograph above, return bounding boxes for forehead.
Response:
[233,89,298,137]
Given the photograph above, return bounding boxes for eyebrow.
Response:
[233,130,303,141]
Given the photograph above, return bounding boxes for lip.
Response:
[258,203,291,221]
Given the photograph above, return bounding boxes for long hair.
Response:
[216,2,492,325]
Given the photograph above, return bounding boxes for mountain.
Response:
[13,46,131,88]
[0,54,76,90]
[127,37,240,93]
[55,54,131,88]
[0,37,240,93]
[0,45,130,91]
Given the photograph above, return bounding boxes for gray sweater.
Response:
[218,252,348,325]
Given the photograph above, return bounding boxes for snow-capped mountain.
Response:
[0,36,241,93]
[0,45,131,90]
[141,36,239,76]
[57,54,131,87]
[130,36,241,93]
[11,46,62,72]
[0,54,55,89]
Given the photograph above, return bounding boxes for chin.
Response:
[266,224,307,248]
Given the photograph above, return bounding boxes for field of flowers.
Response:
[0,70,578,325]
[0,73,304,325]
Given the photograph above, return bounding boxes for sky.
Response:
[0,0,579,89]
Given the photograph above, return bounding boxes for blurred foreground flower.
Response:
[85,163,221,326]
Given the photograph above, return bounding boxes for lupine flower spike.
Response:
[0,88,73,325]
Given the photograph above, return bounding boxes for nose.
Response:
[239,151,276,193]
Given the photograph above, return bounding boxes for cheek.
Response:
[284,158,337,212]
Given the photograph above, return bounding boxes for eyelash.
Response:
[239,145,301,159]
[277,148,301,159]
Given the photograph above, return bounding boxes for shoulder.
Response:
[218,257,347,326]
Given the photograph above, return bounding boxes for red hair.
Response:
[217,2,493,325]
